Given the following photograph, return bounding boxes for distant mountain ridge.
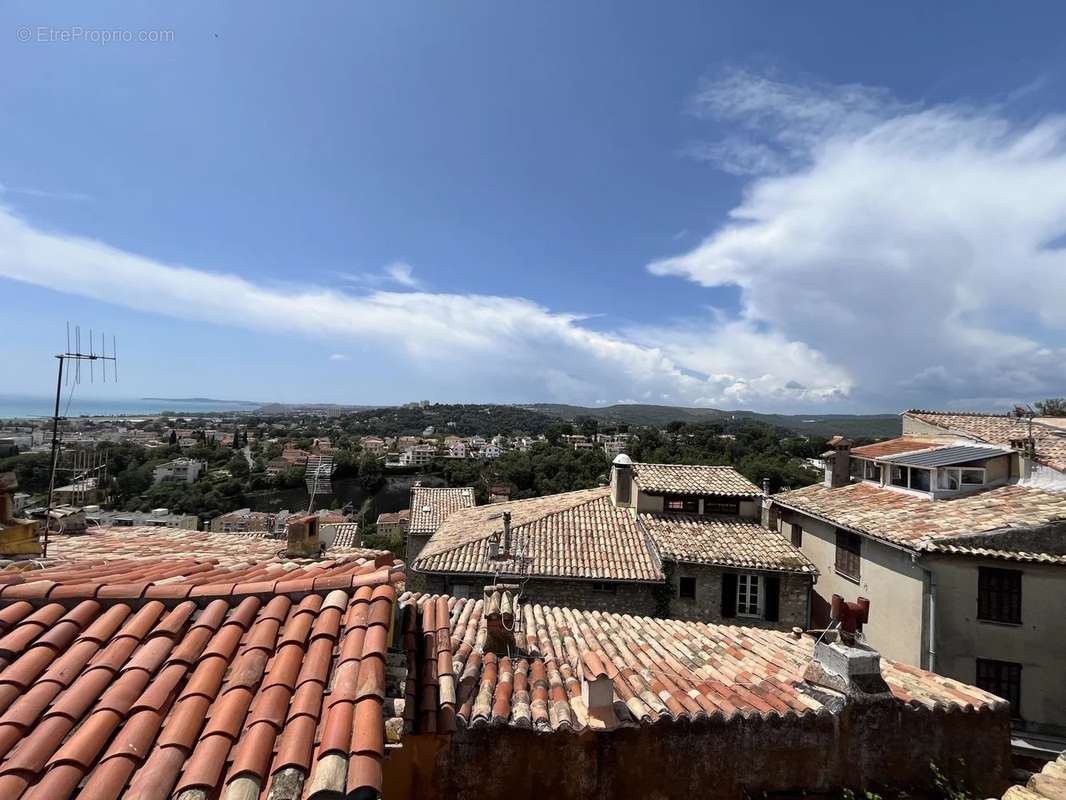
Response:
[522,403,901,439]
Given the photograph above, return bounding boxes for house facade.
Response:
[151,457,205,484]
[770,410,1066,743]
[409,458,816,629]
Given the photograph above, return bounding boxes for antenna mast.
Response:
[44,325,118,556]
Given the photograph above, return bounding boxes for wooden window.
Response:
[664,495,700,513]
[678,576,696,599]
[835,530,861,581]
[790,523,803,548]
[977,567,1022,624]
[976,658,1021,717]
[592,581,616,594]
[737,573,761,617]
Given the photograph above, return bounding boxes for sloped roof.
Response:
[906,410,1066,472]
[632,463,761,496]
[879,444,1011,467]
[408,487,476,535]
[640,514,817,573]
[773,482,1066,549]
[0,555,404,799]
[413,488,662,582]
[399,593,1005,733]
[44,525,379,565]
[850,438,934,459]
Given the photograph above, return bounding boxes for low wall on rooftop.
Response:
[385,702,1011,800]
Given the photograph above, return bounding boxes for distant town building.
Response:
[151,458,205,485]
[376,509,410,538]
[86,507,199,530]
[210,508,277,534]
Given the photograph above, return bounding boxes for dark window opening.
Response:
[679,576,696,599]
[704,499,740,515]
[976,658,1021,718]
[835,530,861,581]
[664,495,700,513]
[977,567,1022,624]
[592,581,616,594]
[790,523,803,548]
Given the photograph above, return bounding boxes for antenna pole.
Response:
[43,355,66,557]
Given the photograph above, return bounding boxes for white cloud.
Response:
[0,201,844,409]
[384,261,420,288]
[338,260,422,290]
[654,70,1066,409]
[328,353,349,362]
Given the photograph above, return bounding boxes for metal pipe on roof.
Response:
[924,568,938,673]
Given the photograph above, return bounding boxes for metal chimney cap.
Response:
[612,453,633,466]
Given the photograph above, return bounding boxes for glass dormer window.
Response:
[937,467,985,490]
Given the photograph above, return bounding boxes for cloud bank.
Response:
[659,68,1066,410]
[0,201,838,408]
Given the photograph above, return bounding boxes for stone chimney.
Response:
[285,514,321,558]
[824,435,853,488]
[579,650,619,728]
[804,594,891,702]
[610,454,634,508]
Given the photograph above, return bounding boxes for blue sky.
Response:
[2,2,1066,412]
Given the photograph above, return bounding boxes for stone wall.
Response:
[409,566,809,629]
[665,562,810,629]
[411,573,661,616]
[386,702,1011,800]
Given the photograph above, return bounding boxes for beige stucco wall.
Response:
[780,512,926,665]
[901,416,964,440]
[635,490,664,513]
[927,554,1066,734]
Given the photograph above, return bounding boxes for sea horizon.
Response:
[0,394,261,420]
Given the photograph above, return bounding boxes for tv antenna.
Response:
[43,324,118,556]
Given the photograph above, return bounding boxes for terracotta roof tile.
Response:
[774,481,1066,549]
[632,463,761,496]
[850,437,935,459]
[0,563,400,798]
[408,487,477,535]
[640,514,817,573]
[414,488,663,581]
[906,410,1066,472]
[400,593,1007,734]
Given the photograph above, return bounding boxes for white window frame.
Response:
[736,573,762,618]
[889,464,935,494]
[862,459,881,482]
[937,466,986,491]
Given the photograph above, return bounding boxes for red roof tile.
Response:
[400,592,1007,734]
[0,561,402,798]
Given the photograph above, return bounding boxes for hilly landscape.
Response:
[523,403,901,439]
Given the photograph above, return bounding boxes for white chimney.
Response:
[610,454,633,508]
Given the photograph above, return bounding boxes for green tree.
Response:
[169,430,177,445]
[1034,398,1066,416]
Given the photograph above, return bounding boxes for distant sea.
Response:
[0,395,261,419]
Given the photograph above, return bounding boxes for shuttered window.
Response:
[976,659,1021,718]
[977,567,1022,624]
[835,530,861,581]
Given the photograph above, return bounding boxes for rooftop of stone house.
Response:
[631,463,762,496]
[397,591,1007,735]
[773,482,1066,552]
[639,514,817,574]
[906,409,1066,471]
[412,488,662,582]
[408,487,476,536]
[0,549,406,799]
[850,437,939,459]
